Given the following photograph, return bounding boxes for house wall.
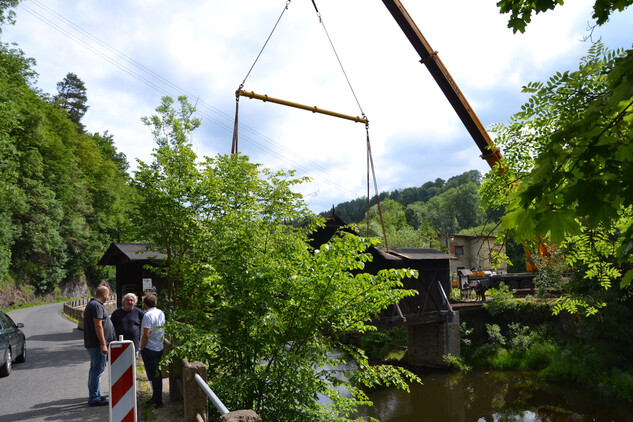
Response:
[440,235,507,275]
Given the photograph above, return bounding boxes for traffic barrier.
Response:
[109,338,137,422]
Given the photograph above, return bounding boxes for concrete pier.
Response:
[407,312,461,368]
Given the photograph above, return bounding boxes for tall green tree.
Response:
[134,96,421,421]
[54,72,89,132]
[171,155,421,421]
[1,38,132,291]
[0,42,31,281]
[132,95,201,301]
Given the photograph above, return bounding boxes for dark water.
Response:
[357,370,633,421]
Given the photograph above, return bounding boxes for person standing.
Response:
[140,294,165,408]
[83,285,116,406]
[111,293,145,351]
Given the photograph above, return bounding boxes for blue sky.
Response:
[2,0,632,213]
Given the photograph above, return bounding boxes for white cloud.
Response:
[4,0,632,213]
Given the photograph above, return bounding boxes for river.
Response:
[356,369,632,421]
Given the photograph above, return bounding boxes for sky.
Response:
[2,0,632,213]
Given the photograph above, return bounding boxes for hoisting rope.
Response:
[310,0,366,119]
[310,0,387,248]
[366,125,389,251]
[232,0,388,250]
[232,0,292,154]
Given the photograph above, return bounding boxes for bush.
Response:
[483,283,517,316]
[489,348,521,370]
[443,353,471,372]
[602,369,633,402]
[522,342,557,370]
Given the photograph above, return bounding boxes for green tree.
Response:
[0,0,20,32]
[134,96,421,421]
[362,199,438,248]
[0,42,31,281]
[172,155,421,421]
[54,72,89,132]
[1,40,132,291]
[132,95,201,301]
[480,39,633,328]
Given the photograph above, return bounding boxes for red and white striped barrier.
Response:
[109,339,137,422]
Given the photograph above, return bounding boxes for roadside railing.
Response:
[194,373,229,416]
[63,295,116,330]
[166,339,261,422]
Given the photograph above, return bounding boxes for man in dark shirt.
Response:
[83,285,115,406]
[111,293,144,350]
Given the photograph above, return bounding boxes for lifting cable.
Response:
[231,0,389,250]
[232,1,292,154]
[309,0,365,119]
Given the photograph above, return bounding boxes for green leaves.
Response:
[496,0,564,33]
[482,43,633,317]
[497,0,633,33]
[138,102,421,419]
[0,42,131,291]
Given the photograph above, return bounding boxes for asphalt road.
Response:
[0,303,110,421]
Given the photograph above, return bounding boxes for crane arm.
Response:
[381,0,502,168]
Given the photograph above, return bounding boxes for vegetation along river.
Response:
[356,369,632,421]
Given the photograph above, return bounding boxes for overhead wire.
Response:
[16,0,370,202]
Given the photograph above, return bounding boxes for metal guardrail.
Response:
[438,279,453,313]
[194,373,229,415]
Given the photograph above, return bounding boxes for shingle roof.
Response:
[98,243,166,266]
[375,247,455,261]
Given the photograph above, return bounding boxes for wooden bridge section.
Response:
[362,247,462,368]
[363,247,455,329]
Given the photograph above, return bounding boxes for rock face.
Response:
[59,279,91,299]
[0,278,93,309]
[0,285,30,309]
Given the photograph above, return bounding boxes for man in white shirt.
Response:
[140,294,165,408]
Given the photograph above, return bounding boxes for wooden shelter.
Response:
[98,243,167,307]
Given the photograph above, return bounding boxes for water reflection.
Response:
[357,369,632,421]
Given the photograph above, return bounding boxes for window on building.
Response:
[454,245,464,256]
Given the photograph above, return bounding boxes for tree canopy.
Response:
[482,0,633,313]
[54,72,89,132]
[0,41,132,292]
[134,96,421,421]
[496,0,633,33]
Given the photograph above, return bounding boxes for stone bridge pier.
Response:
[406,312,461,368]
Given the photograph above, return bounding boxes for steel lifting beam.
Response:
[236,90,368,125]
[381,0,502,168]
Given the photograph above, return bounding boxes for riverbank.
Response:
[362,292,633,405]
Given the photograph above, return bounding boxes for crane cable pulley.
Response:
[231,0,389,249]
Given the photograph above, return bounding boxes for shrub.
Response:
[483,283,517,316]
[522,342,557,370]
[443,353,471,372]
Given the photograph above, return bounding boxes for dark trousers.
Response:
[141,348,163,405]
